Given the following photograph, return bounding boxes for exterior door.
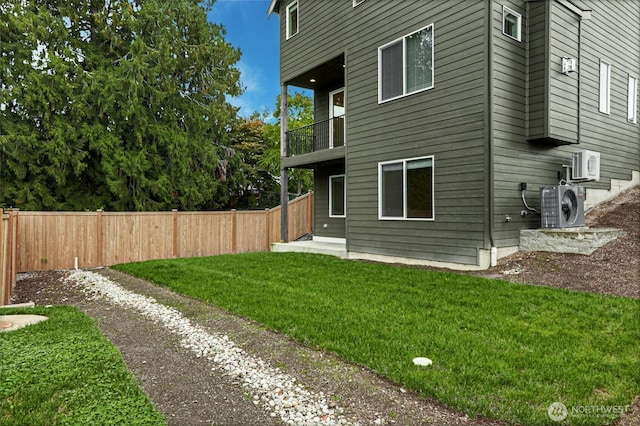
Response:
[329,88,345,148]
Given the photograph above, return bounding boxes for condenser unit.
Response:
[540,184,586,228]
[572,150,600,181]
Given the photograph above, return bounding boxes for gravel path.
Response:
[66,269,353,426]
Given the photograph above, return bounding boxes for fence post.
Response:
[172,209,178,258]
[265,208,270,250]
[307,192,313,234]
[231,209,237,253]
[9,210,18,284]
[0,208,5,305]
[96,210,103,267]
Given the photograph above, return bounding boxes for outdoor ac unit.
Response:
[540,184,586,228]
[572,150,600,181]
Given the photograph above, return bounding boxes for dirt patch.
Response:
[8,186,639,425]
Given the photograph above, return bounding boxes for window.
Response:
[628,75,638,123]
[502,6,522,41]
[379,156,434,220]
[378,24,434,103]
[286,1,298,39]
[599,61,611,114]
[329,175,346,218]
[353,0,366,6]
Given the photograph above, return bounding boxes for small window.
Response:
[329,175,346,218]
[502,6,521,41]
[286,1,299,40]
[599,60,611,114]
[379,156,434,220]
[628,75,638,123]
[353,0,366,6]
[378,24,434,103]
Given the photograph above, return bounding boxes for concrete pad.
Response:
[0,315,48,333]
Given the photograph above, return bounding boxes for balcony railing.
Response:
[287,115,345,156]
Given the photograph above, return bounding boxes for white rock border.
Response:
[65,270,358,426]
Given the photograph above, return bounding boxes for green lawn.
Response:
[0,306,164,426]
[115,252,640,426]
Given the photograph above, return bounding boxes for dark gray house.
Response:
[268,0,639,269]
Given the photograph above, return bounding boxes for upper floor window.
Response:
[502,6,521,41]
[286,1,299,40]
[628,75,638,124]
[599,60,611,114]
[379,156,434,220]
[378,24,434,103]
[353,0,366,6]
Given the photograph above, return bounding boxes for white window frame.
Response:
[329,174,346,218]
[628,74,638,124]
[353,0,366,7]
[502,6,522,42]
[378,24,435,104]
[286,1,299,40]
[599,60,611,114]
[378,156,435,221]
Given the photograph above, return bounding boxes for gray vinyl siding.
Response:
[548,1,580,143]
[527,1,548,140]
[344,1,487,265]
[492,0,640,248]
[313,164,345,239]
[491,0,534,247]
[314,91,329,123]
[577,0,640,184]
[525,1,580,144]
[279,0,349,85]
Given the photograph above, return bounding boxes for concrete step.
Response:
[519,227,624,255]
[271,240,347,259]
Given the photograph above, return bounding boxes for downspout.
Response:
[485,0,497,266]
[576,8,583,144]
[280,84,289,242]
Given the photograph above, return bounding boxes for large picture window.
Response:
[379,24,434,103]
[286,1,298,39]
[379,156,434,220]
[329,175,346,218]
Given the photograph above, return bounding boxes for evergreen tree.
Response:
[0,0,242,210]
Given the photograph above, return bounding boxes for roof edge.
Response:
[267,0,279,17]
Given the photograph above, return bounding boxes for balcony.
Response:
[287,115,345,156]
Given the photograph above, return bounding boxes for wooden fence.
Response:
[0,193,313,304]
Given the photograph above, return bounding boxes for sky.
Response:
[207,0,281,118]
